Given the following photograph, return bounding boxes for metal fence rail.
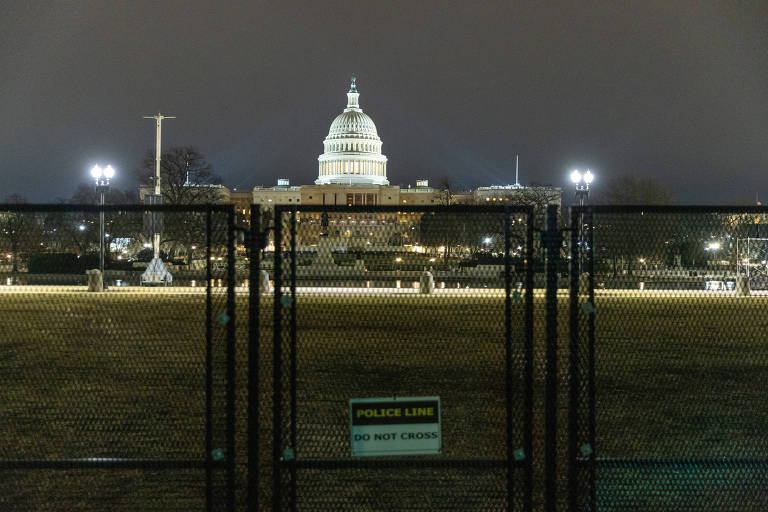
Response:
[0,203,237,512]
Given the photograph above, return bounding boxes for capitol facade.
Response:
[249,76,561,211]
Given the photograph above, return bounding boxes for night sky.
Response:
[1,1,766,204]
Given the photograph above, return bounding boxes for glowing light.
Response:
[78,225,86,231]
[483,237,492,244]
[429,258,436,262]
[103,165,115,179]
[90,165,102,179]
[395,257,402,262]
[583,170,594,184]
[143,243,151,248]
[570,169,582,183]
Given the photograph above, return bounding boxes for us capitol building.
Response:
[152,77,561,217]
[249,77,561,211]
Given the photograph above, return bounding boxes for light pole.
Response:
[90,164,115,287]
[143,113,174,262]
[570,169,594,276]
[141,113,175,285]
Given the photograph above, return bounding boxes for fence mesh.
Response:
[0,205,235,511]
[9,202,768,510]
[262,206,533,511]
[576,206,768,510]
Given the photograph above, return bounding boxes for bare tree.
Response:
[136,147,223,263]
[600,174,673,205]
[136,146,222,204]
[69,184,137,205]
[0,194,41,272]
[437,176,454,205]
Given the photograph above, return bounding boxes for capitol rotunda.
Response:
[316,77,388,186]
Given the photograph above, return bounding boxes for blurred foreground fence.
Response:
[570,205,768,511]
[3,203,768,511]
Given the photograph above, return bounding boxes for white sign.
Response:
[349,396,441,457]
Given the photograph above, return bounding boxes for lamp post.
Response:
[91,164,115,287]
[570,169,594,276]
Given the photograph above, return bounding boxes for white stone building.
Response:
[316,76,388,186]
[250,76,560,212]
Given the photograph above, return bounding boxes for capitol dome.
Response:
[316,76,388,185]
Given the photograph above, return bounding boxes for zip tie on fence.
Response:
[281,295,294,308]
[581,301,595,315]
[282,448,295,461]
[580,443,593,457]
[211,448,224,461]
[514,448,526,461]
[512,290,523,303]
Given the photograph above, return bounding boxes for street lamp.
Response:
[91,164,115,287]
[570,169,595,277]
[570,169,594,208]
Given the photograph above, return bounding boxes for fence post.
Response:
[226,206,236,512]
[248,207,261,511]
[205,207,213,512]
[568,207,580,509]
[544,204,560,512]
[272,208,284,511]
[586,208,596,509]
[524,206,535,512]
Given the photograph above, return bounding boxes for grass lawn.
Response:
[1,290,767,510]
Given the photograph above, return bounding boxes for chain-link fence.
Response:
[0,204,237,512]
[255,205,534,511]
[7,202,768,511]
[570,206,768,510]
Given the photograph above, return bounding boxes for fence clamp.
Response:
[513,448,526,461]
[216,312,231,325]
[282,448,295,461]
[581,301,595,315]
[281,295,294,309]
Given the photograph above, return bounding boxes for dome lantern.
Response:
[346,75,360,110]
